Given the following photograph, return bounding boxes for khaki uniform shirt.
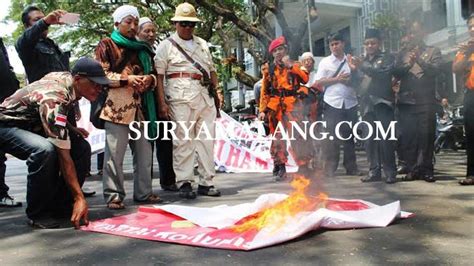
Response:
[154,33,215,106]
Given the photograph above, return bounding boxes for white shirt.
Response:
[315,54,358,109]
[183,39,194,50]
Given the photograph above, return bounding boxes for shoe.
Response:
[197,185,221,197]
[346,169,365,176]
[161,184,179,192]
[134,194,162,204]
[385,177,397,184]
[0,194,22,207]
[424,175,436,183]
[459,178,474,185]
[97,169,103,176]
[28,218,60,229]
[107,199,125,210]
[274,164,288,181]
[402,172,418,182]
[397,166,409,175]
[82,189,96,197]
[179,182,196,199]
[360,175,382,183]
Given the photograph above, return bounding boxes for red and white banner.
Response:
[77,99,105,154]
[214,111,298,173]
[81,194,412,250]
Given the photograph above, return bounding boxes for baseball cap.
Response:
[71,57,110,85]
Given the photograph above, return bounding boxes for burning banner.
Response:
[82,176,412,250]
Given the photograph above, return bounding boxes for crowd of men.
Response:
[256,15,474,187]
[0,2,220,228]
[0,2,473,229]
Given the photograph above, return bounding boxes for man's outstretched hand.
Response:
[71,197,89,229]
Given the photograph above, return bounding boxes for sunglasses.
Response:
[179,21,197,28]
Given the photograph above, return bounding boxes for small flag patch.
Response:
[55,114,67,127]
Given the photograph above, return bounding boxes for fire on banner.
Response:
[81,194,412,250]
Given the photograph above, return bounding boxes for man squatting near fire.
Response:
[258,36,313,181]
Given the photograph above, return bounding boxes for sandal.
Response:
[459,178,474,186]
[135,194,162,204]
[107,200,125,210]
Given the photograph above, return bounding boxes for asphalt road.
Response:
[0,150,472,265]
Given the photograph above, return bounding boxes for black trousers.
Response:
[363,104,397,179]
[323,104,358,174]
[50,111,90,214]
[0,151,8,198]
[398,104,436,176]
[156,118,176,187]
[464,90,474,177]
[49,130,89,214]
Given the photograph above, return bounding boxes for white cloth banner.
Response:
[82,194,412,250]
[214,111,298,173]
[77,98,105,154]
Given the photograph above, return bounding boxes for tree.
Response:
[193,0,317,59]
[5,0,314,106]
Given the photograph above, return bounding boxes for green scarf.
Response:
[111,30,157,140]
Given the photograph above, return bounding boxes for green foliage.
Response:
[5,0,250,109]
[372,13,401,31]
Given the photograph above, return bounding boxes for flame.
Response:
[232,174,328,233]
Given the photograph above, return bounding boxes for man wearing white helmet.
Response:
[155,2,221,199]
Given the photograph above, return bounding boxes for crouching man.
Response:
[0,57,110,228]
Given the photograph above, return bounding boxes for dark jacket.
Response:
[0,38,19,102]
[356,51,395,115]
[394,44,442,105]
[359,51,395,100]
[15,19,69,83]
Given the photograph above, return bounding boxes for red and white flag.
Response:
[82,194,412,250]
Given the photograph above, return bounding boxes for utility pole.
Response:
[237,34,245,107]
[306,0,313,54]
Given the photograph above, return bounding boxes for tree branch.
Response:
[192,0,272,47]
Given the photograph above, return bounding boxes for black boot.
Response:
[179,182,196,199]
[275,164,287,181]
[272,164,280,176]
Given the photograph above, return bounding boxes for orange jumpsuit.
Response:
[259,62,312,166]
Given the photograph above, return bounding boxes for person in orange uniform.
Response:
[453,14,474,185]
[258,36,311,181]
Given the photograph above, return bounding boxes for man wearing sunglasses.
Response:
[155,2,221,199]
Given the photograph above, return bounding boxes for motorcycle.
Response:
[434,105,465,153]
